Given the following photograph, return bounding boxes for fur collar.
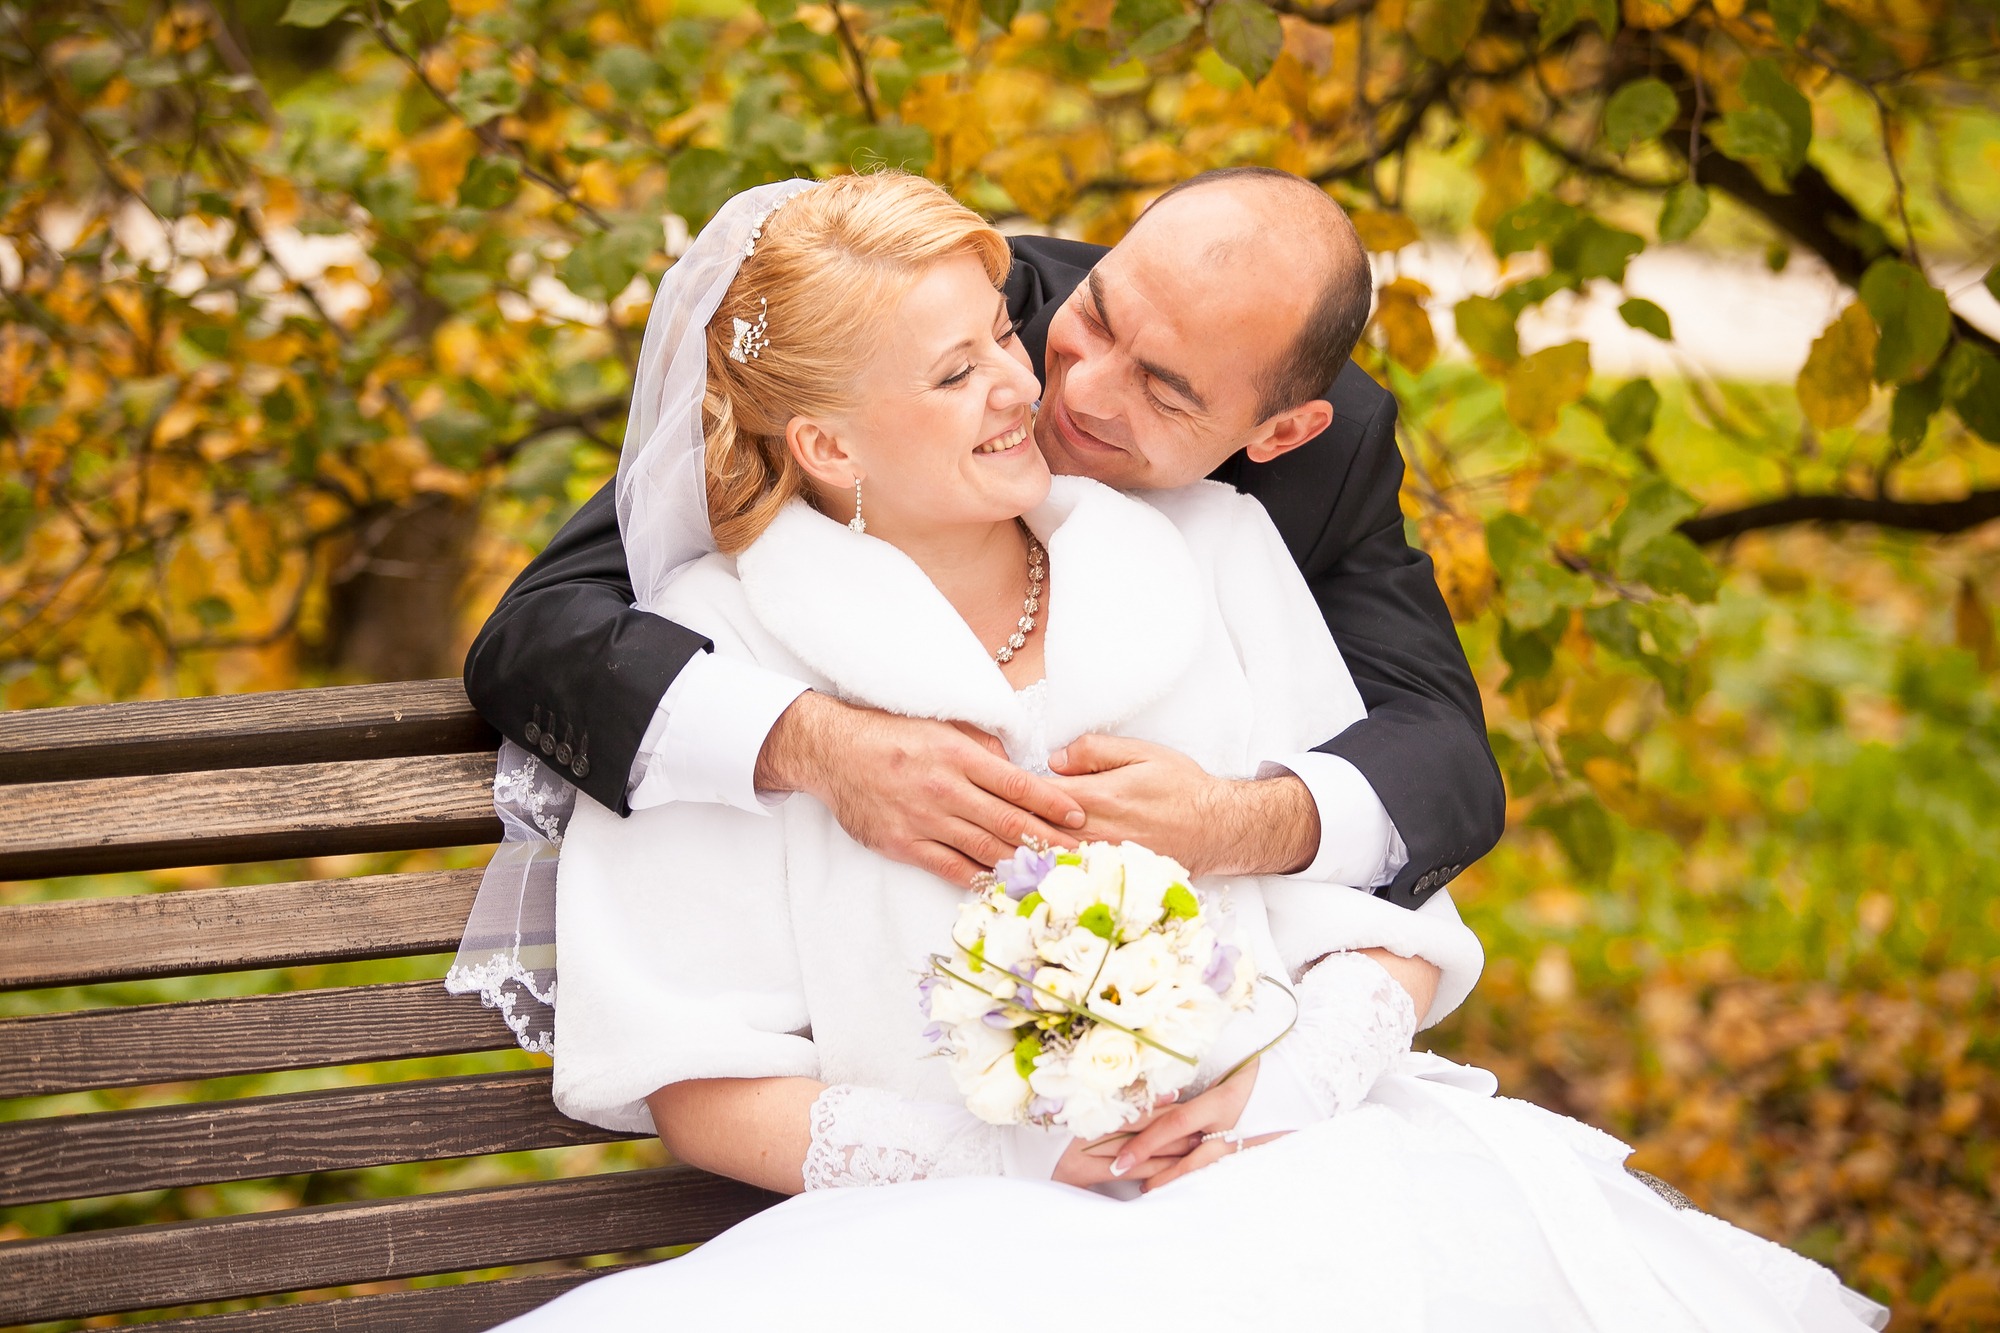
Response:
[735,476,1202,754]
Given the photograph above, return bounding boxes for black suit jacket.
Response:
[465,235,1505,906]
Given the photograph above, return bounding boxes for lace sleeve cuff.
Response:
[1232,952,1417,1138]
[802,1085,1069,1190]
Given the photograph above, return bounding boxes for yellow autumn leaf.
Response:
[1622,0,1700,28]
[1796,302,1878,431]
[1504,341,1592,436]
[1419,506,1495,619]
[1351,208,1422,252]
[574,159,622,208]
[992,145,1078,221]
[1376,277,1438,373]
[152,399,203,446]
[1054,0,1113,34]
[406,122,478,205]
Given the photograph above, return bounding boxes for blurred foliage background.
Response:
[3,0,1999,1324]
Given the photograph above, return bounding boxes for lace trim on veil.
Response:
[444,739,574,1055]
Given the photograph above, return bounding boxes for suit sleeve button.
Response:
[555,743,573,765]
[540,734,557,756]
[523,722,541,744]
[572,756,590,779]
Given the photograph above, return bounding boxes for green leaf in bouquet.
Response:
[1205,0,1284,84]
[1078,903,1117,941]
[1016,891,1045,917]
[1618,298,1672,342]
[1603,78,1677,154]
[1014,1034,1042,1079]
[1657,182,1709,243]
[967,937,987,972]
[1858,258,1951,385]
[1943,342,2000,443]
[1602,378,1660,447]
[1163,883,1199,920]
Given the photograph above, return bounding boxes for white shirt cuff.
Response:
[626,652,811,814]
[1256,752,1409,889]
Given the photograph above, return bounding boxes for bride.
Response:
[492,173,1887,1332]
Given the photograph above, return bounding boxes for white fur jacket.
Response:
[553,476,1484,1135]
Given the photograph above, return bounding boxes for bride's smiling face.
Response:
[788,252,1048,543]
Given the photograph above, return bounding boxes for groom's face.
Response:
[1033,188,1315,491]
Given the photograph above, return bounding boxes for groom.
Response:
[465,167,1503,909]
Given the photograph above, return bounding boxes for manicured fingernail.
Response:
[1051,748,1068,769]
[1065,810,1085,828]
[1110,1156,1132,1177]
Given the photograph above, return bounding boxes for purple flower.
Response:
[1201,943,1241,994]
[995,845,1059,894]
[1027,1096,1063,1119]
[922,1022,947,1044]
[982,1009,1017,1028]
[917,975,941,1014]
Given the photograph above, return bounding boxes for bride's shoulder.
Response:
[1135,479,1289,563]
[654,552,761,645]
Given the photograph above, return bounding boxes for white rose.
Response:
[963,1052,1034,1126]
[1037,923,1108,975]
[1110,845,1185,933]
[1069,1024,1145,1096]
[950,900,994,951]
[1055,1087,1135,1141]
[926,974,996,1027]
[947,1018,1017,1088]
[980,911,1037,976]
[1031,965,1088,1014]
[1137,996,1227,1079]
[1034,863,1096,919]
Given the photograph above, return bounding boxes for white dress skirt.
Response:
[491,1051,1888,1333]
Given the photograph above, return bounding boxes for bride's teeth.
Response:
[975,425,1026,455]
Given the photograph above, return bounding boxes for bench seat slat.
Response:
[0,679,496,784]
[0,867,485,992]
[0,753,502,881]
[0,1166,781,1324]
[1,980,514,1098]
[0,1069,639,1207]
[130,1265,645,1333]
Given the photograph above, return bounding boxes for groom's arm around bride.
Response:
[463,168,1505,908]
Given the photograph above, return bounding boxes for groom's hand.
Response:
[755,691,1085,886]
[1047,736,1321,878]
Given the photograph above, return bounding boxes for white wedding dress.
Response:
[493,477,1887,1333]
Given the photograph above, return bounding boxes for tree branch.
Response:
[1679,489,2000,544]
[1264,0,1375,22]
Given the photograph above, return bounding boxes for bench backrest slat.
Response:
[0,867,483,991]
[0,754,503,880]
[0,679,498,783]
[2,980,513,1098]
[0,1167,782,1326]
[0,1070,632,1208]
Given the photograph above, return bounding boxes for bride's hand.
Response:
[755,692,1084,885]
[1108,1061,1288,1193]
[1050,1094,1190,1188]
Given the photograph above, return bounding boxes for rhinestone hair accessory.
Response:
[729,297,771,363]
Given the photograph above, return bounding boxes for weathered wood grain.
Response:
[0,679,497,785]
[0,753,501,881]
[0,1069,641,1207]
[132,1265,645,1333]
[0,1167,780,1324]
[0,867,485,991]
[1,980,516,1097]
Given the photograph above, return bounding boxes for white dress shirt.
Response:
[626,652,1409,890]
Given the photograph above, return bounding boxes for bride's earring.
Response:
[849,476,866,535]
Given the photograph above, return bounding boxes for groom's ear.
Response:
[785,417,858,488]
[1242,398,1334,465]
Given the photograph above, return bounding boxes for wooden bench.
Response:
[0,680,782,1330]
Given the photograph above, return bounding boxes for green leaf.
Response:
[1078,902,1118,941]
[1205,0,1283,83]
[1618,298,1672,341]
[1604,78,1677,154]
[417,406,494,471]
[1491,197,1578,259]
[1455,295,1520,366]
[279,0,351,26]
[1768,0,1818,43]
[967,937,987,972]
[1858,258,1952,385]
[1127,12,1201,57]
[594,46,659,101]
[982,0,1022,26]
[1943,343,2000,443]
[457,68,522,125]
[1713,60,1811,179]
[1584,601,1643,659]
[1485,513,1547,579]
[389,0,451,48]
[1499,620,1558,687]
[1797,302,1878,430]
[1016,891,1045,916]
[1504,557,1592,629]
[1602,378,1660,447]
[1114,0,1182,45]
[1407,0,1485,63]
[1504,341,1592,436]
[1620,532,1718,602]
[841,124,933,170]
[1532,795,1617,880]
[558,223,657,302]
[1888,372,1943,450]
[1162,883,1199,920]
[1014,1033,1041,1078]
[1609,473,1700,558]
[666,149,743,224]
[1986,262,2000,305]
[1657,183,1709,244]
[1551,218,1644,284]
[1534,0,1581,44]
[457,155,521,210]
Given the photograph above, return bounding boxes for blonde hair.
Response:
[701,172,1011,553]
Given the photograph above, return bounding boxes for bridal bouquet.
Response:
[921,840,1258,1140]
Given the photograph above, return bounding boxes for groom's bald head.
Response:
[1130,168,1372,418]
[1033,168,1375,491]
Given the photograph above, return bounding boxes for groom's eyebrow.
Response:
[1087,270,1207,413]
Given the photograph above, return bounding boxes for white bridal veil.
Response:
[447,178,822,1053]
